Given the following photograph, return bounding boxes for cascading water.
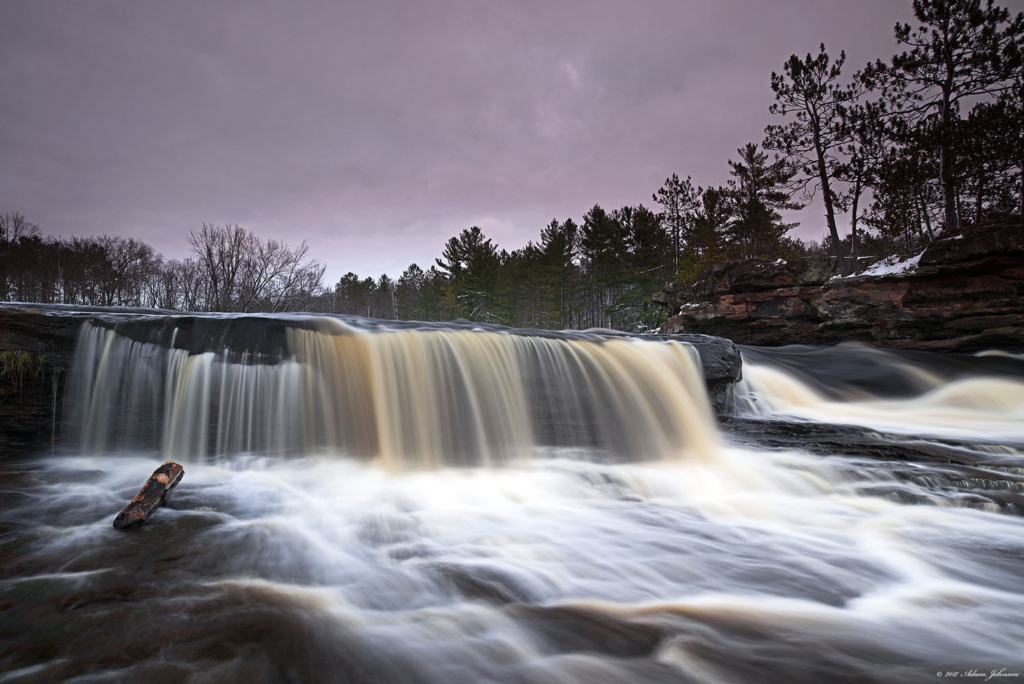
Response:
[3,320,1024,683]
[736,343,1024,442]
[69,316,718,466]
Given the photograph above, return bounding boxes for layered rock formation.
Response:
[655,217,1024,351]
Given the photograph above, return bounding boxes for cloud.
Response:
[0,0,908,283]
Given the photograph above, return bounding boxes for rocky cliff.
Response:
[655,217,1024,351]
[0,304,178,450]
[0,306,85,449]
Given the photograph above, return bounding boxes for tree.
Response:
[959,72,1024,219]
[579,205,627,328]
[614,204,671,331]
[334,272,373,316]
[187,223,325,312]
[539,218,580,328]
[765,44,849,258]
[833,100,888,270]
[187,223,249,311]
[690,186,732,258]
[725,143,802,259]
[96,235,157,307]
[375,274,396,319]
[0,213,41,301]
[862,0,1024,232]
[395,264,428,320]
[652,174,698,273]
[435,226,504,322]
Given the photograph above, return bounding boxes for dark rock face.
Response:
[662,333,742,411]
[656,217,1024,351]
[0,306,87,449]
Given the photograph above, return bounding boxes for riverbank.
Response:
[655,216,1024,351]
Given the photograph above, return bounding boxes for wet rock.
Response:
[661,333,742,411]
[113,461,185,529]
[427,562,537,605]
[0,305,84,448]
[509,604,666,658]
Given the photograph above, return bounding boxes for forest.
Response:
[3,0,1022,332]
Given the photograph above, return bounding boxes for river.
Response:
[1,317,1023,683]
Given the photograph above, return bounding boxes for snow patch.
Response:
[833,251,925,279]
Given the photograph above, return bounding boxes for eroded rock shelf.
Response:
[655,217,1024,352]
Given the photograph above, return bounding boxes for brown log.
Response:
[113,461,184,530]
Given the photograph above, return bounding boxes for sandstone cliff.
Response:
[655,217,1024,351]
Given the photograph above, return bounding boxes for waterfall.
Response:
[68,316,719,467]
[736,344,1024,442]
[9,320,1024,680]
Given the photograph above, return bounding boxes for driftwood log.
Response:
[113,461,184,529]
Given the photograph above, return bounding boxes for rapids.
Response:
[2,319,1024,683]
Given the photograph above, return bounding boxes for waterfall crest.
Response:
[69,316,719,467]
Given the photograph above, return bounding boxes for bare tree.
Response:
[186,223,325,312]
[96,235,157,306]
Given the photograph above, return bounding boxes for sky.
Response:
[0,0,992,284]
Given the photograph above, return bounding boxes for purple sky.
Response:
[1,0,939,283]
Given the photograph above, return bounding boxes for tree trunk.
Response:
[811,117,841,260]
[919,190,934,243]
[975,168,985,224]
[850,174,862,275]
[113,461,185,530]
[939,88,959,233]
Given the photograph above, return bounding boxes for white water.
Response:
[70,319,717,467]
[3,320,1024,682]
[737,356,1024,442]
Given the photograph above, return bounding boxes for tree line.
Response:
[331,0,1024,330]
[0,216,324,313]
[3,0,1022,331]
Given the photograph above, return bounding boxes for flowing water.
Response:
[2,318,1024,683]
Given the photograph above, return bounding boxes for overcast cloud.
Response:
[1,0,943,282]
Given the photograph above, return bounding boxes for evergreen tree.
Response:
[725,143,802,259]
[580,205,627,328]
[765,44,850,258]
[861,0,1024,232]
[435,226,504,322]
[652,174,698,274]
[395,264,427,320]
[376,274,396,320]
[614,204,671,331]
[539,218,580,329]
[833,97,888,271]
[690,187,732,258]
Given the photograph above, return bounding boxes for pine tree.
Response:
[725,144,802,259]
[765,44,850,258]
[861,0,1024,232]
[652,174,698,274]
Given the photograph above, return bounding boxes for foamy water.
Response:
[737,347,1024,443]
[4,445,1023,682]
[2,321,1023,682]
